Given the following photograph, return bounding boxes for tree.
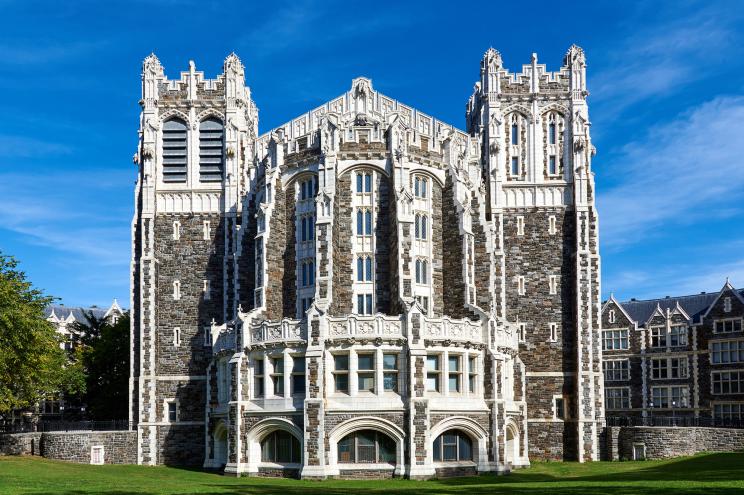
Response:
[0,253,78,417]
[73,312,130,420]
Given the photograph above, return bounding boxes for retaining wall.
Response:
[0,430,136,465]
[605,426,744,460]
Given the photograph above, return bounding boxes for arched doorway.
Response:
[505,423,519,466]
[213,421,228,468]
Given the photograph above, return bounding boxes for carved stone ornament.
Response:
[226,146,236,158]
[573,137,586,153]
[141,145,155,159]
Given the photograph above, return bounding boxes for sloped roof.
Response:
[617,289,744,325]
[44,302,123,323]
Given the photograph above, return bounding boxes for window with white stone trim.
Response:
[291,356,306,395]
[724,297,732,313]
[517,276,525,296]
[271,356,284,397]
[253,358,265,398]
[426,355,441,392]
[172,280,181,300]
[415,258,428,284]
[714,402,744,421]
[650,326,666,348]
[164,399,178,423]
[548,215,556,235]
[603,329,629,350]
[651,386,688,408]
[605,388,630,410]
[333,353,349,394]
[203,279,211,300]
[516,216,524,236]
[172,221,181,240]
[216,358,230,403]
[714,318,743,334]
[603,359,629,381]
[203,220,211,240]
[448,355,462,393]
[711,340,744,364]
[712,370,744,394]
[203,326,212,347]
[553,396,566,419]
[414,213,428,240]
[383,353,399,392]
[608,309,616,324]
[549,275,558,295]
[518,323,526,343]
[549,323,558,342]
[413,175,428,199]
[173,327,181,347]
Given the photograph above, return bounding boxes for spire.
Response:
[142,52,164,77]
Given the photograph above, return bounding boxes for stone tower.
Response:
[465,47,602,461]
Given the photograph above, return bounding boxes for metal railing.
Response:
[1,420,132,434]
[606,416,744,428]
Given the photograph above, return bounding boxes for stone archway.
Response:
[505,422,519,467]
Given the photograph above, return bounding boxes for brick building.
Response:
[601,281,744,423]
[130,47,603,478]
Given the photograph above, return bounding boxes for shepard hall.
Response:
[130,46,603,478]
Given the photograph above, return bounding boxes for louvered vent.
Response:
[199,118,224,183]
[162,118,188,183]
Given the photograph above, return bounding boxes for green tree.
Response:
[0,253,78,416]
[73,312,130,420]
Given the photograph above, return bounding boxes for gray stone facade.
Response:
[0,431,136,464]
[601,282,744,423]
[130,47,603,478]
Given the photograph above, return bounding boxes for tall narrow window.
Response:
[511,157,519,176]
[356,171,372,193]
[511,124,518,145]
[357,294,373,315]
[254,359,265,398]
[292,357,305,395]
[549,155,557,175]
[203,279,211,300]
[448,355,461,393]
[173,280,181,301]
[334,354,349,393]
[199,117,224,182]
[518,323,526,343]
[162,118,188,183]
[365,210,372,235]
[203,220,211,240]
[517,276,525,296]
[550,323,558,342]
[548,216,557,235]
[173,327,181,347]
[172,221,181,240]
[358,354,375,392]
[383,354,398,392]
[549,122,556,144]
[426,355,440,392]
[415,214,428,240]
[166,401,178,423]
[414,176,428,198]
[271,357,284,396]
[468,356,477,393]
[549,275,558,295]
[516,216,524,236]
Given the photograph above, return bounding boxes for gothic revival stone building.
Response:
[601,281,744,424]
[129,46,603,478]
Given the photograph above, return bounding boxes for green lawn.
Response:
[1,453,743,495]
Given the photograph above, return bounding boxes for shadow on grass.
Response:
[21,453,744,495]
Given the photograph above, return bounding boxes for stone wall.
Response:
[605,426,744,460]
[0,432,41,456]
[1,431,136,464]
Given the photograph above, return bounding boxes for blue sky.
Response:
[1,0,743,307]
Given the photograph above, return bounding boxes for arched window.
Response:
[162,118,188,183]
[261,430,301,464]
[414,175,428,199]
[337,430,395,464]
[415,214,428,240]
[433,429,472,462]
[355,171,372,194]
[415,259,428,284]
[300,176,317,201]
[199,117,224,182]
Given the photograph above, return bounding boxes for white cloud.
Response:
[598,96,744,247]
[590,7,738,115]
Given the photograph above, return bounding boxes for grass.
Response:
[0,453,743,494]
